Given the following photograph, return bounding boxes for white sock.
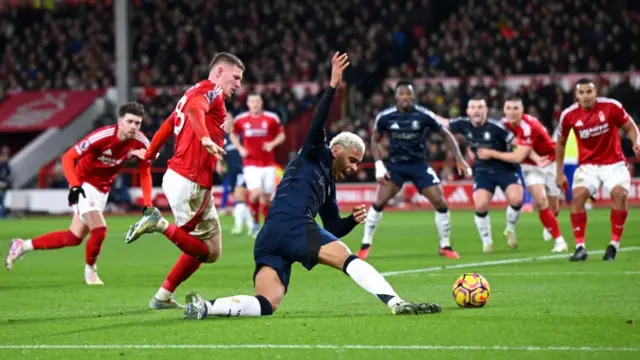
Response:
[233,202,246,229]
[156,218,169,232]
[243,204,255,230]
[155,287,173,301]
[85,264,97,273]
[505,205,521,232]
[542,228,552,241]
[344,257,403,308]
[474,213,493,246]
[435,209,451,248]
[22,239,34,253]
[362,207,383,245]
[206,295,262,317]
[610,241,620,249]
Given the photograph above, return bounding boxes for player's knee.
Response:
[63,231,84,247]
[610,187,628,209]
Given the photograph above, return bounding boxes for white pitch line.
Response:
[414,271,640,277]
[381,246,640,277]
[0,344,637,352]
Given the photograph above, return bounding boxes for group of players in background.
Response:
[4,51,640,318]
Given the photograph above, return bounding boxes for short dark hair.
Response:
[209,52,245,72]
[395,80,414,91]
[505,95,523,103]
[118,101,145,118]
[575,77,596,89]
[470,94,486,102]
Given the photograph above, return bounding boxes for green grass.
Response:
[0,208,639,360]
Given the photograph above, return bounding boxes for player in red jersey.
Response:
[5,102,153,284]
[555,78,640,261]
[230,94,286,237]
[124,52,244,309]
[478,98,568,253]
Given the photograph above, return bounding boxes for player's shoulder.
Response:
[234,111,250,123]
[262,111,281,123]
[375,106,398,121]
[87,125,117,143]
[188,80,224,104]
[487,117,508,131]
[414,105,438,119]
[133,131,151,148]
[559,102,580,123]
[597,97,624,109]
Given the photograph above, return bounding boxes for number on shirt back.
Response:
[174,95,188,136]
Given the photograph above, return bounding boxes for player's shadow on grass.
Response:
[1,309,150,327]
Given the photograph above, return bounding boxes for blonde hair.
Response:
[329,131,365,154]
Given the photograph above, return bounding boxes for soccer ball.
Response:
[452,273,491,308]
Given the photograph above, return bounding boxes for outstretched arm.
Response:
[621,118,640,156]
[319,191,360,238]
[144,115,175,161]
[303,52,350,147]
[481,145,532,163]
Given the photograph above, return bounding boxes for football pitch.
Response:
[0,208,638,360]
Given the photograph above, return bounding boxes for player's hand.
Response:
[556,173,568,191]
[456,159,473,177]
[68,186,86,206]
[262,142,275,152]
[130,148,147,160]
[202,137,226,160]
[477,148,493,160]
[215,161,225,175]
[535,155,553,167]
[351,205,367,224]
[633,142,640,157]
[238,147,248,158]
[329,52,350,88]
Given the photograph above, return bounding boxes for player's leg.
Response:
[319,240,441,315]
[358,177,401,259]
[472,177,495,253]
[243,166,262,236]
[568,165,599,261]
[417,165,458,258]
[601,162,632,261]
[6,213,88,271]
[231,177,251,235]
[502,175,524,249]
[528,184,567,252]
[220,175,230,215]
[81,210,109,285]
[259,166,277,225]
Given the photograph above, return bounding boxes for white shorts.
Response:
[243,166,277,194]
[72,182,108,223]
[162,169,220,240]
[521,163,561,197]
[573,161,631,196]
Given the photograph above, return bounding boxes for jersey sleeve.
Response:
[145,115,174,161]
[448,117,467,134]
[374,113,386,133]
[300,87,337,158]
[74,130,108,157]
[416,106,443,131]
[268,114,284,137]
[558,107,574,139]
[608,100,631,126]
[233,117,244,135]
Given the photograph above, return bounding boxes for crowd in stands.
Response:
[2,0,640,188]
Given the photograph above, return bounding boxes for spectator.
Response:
[0,147,11,218]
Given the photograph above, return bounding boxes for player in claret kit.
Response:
[181,53,442,320]
[124,52,244,309]
[555,78,640,261]
[230,94,286,237]
[5,102,153,285]
[477,97,568,253]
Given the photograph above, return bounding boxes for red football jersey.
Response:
[233,111,283,167]
[558,97,630,165]
[505,114,556,165]
[74,125,150,193]
[167,80,227,188]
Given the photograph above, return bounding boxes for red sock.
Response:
[610,209,628,244]
[250,201,260,223]
[163,223,209,260]
[539,208,561,239]
[570,212,587,247]
[261,203,270,220]
[32,230,82,250]
[161,254,202,292]
[85,226,107,266]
